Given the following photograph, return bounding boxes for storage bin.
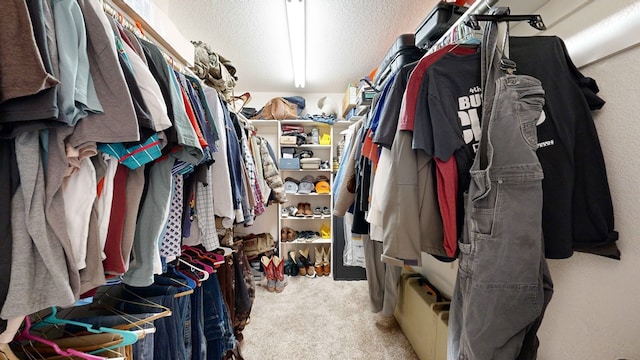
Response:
[394,274,450,360]
[279,158,300,170]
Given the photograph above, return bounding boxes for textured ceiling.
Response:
[163,0,441,94]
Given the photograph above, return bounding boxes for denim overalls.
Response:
[448,8,554,360]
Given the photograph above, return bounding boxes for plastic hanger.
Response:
[181,245,225,266]
[31,307,138,355]
[16,317,107,360]
[164,263,198,290]
[181,251,218,271]
[179,253,215,274]
[177,258,210,282]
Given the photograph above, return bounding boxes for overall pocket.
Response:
[516,87,545,149]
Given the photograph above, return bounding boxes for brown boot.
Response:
[322,247,330,276]
[261,255,276,291]
[296,203,305,217]
[299,248,315,277]
[314,247,324,276]
[273,255,287,292]
[304,203,313,217]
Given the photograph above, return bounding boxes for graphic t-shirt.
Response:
[413,52,482,255]
[413,51,482,160]
[398,45,477,132]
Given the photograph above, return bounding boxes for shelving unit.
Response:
[248,119,360,279]
[279,120,333,275]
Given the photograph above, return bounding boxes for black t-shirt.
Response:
[412,52,482,161]
[373,61,418,149]
[511,36,618,259]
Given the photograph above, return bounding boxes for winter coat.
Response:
[259,137,287,203]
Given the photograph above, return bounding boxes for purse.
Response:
[252,97,298,120]
[240,233,276,258]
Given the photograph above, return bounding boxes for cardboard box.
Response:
[300,157,321,170]
[281,148,296,159]
[342,84,357,118]
[280,136,298,145]
[279,158,300,170]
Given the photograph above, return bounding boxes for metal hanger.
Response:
[465,13,546,31]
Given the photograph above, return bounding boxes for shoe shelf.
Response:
[283,238,332,244]
[280,144,332,149]
[251,118,336,278]
[280,169,333,172]
[286,193,331,196]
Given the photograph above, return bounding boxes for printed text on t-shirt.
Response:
[458,86,482,152]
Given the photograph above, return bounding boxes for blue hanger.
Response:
[32,307,139,354]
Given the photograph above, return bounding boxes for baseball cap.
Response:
[314,175,330,194]
[297,175,316,194]
[284,177,299,194]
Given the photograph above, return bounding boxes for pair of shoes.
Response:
[289,251,305,276]
[297,230,320,242]
[281,227,297,242]
[288,249,316,277]
[261,255,286,292]
[282,205,298,218]
[298,248,316,277]
[314,247,331,276]
[296,203,313,217]
[283,257,299,276]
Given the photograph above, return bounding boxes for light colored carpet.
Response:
[240,276,419,360]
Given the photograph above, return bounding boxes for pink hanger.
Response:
[16,317,106,360]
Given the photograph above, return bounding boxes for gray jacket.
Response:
[259,137,287,203]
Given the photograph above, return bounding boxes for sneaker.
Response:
[313,207,322,218]
[322,206,331,216]
[286,206,298,217]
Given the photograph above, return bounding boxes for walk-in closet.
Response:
[1,0,638,359]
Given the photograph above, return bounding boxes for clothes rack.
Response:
[102,0,192,69]
[426,0,499,55]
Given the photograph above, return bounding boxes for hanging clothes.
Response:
[0,0,59,129]
[71,0,140,147]
[2,131,76,319]
[510,36,619,259]
[448,15,553,359]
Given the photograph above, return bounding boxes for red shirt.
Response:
[435,157,458,257]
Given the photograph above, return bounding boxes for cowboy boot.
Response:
[322,247,331,276]
[314,247,324,276]
[290,250,306,276]
[261,255,276,292]
[273,255,287,293]
[299,248,315,277]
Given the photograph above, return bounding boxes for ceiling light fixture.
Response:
[285,0,306,88]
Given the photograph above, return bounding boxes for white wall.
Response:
[535,43,640,360]
[236,91,345,118]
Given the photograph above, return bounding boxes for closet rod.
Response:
[426,0,499,55]
[103,0,193,68]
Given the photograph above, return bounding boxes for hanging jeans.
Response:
[448,10,553,360]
